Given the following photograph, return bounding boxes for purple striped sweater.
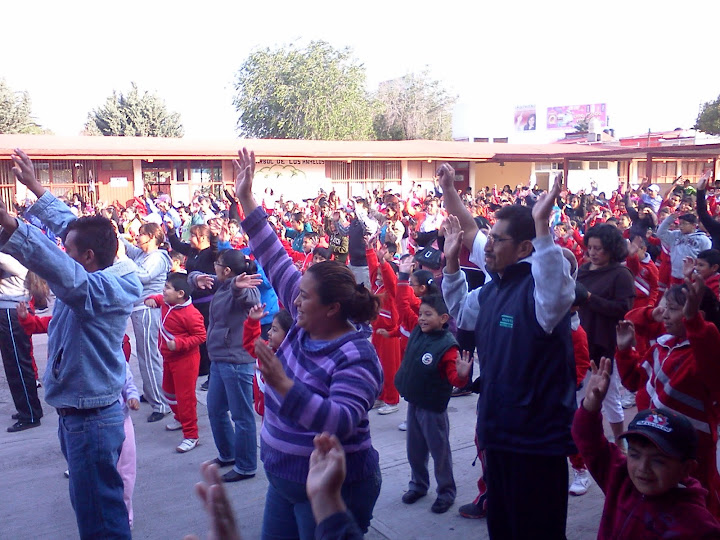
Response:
[243,207,382,484]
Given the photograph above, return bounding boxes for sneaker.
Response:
[176,438,199,453]
[398,421,407,431]
[63,470,69,479]
[200,378,209,391]
[7,419,41,432]
[147,411,169,423]
[371,399,384,410]
[451,387,472,397]
[569,468,591,496]
[166,419,183,431]
[459,500,487,519]
[378,403,399,415]
[621,392,636,409]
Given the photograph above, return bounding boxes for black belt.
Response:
[57,401,117,417]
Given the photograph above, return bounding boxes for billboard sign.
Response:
[546,103,607,130]
[514,105,537,131]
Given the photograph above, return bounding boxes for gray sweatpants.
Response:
[406,402,456,502]
[131,307,169,413]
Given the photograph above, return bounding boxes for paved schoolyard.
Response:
[0,329,610,539]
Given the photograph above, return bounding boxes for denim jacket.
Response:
[0,191,142,409]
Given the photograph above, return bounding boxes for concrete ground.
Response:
[1,328,609,539]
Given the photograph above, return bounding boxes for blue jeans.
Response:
[207,361,257,475]
[58,401,130,539]
[262,462,382,540]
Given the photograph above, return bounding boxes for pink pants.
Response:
[116,414,136,528]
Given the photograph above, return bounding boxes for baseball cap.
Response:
[619,408,698,460]
[157,193,172,204]
[648,184,660,192]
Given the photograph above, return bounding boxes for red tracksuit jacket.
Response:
[148,295,206,362]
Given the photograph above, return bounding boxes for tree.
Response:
[233,41,374,140]
[85,83,184,137]
[695,94,720,135]
[0,79,46,134]
[372,70,456,141]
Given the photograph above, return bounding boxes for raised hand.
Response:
[196,274,215,290]
[398,258,415,275]
[682,256,696,281]
[698,169,713,191]
[233,147,256,204]
[615,320,636,351]
[16,301,29,320]
[233,273,262,289]
[455,350,472,380]
[684,272,706,320]
[248,303,268,321]
[532,175,562,236]
[255,340,293,396]
[582,357,612,413]
[441,215,464,268]
[0,199,18,234]
[436,163,456,193]
[183,462,242,540]
[306,433,347,524]
[10,149,46,198]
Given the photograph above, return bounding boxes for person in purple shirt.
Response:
[234,148,384,539]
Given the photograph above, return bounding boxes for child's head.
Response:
[215,250,257,282]
[312,246,331,265]
[302,232,319,254]
[696,249,720,280]
[383,241,397,262]
[678,214,697,234]
[661,285,687,337]
[554,223,568,238]
[170,250,186,272]
[418,294,450,333]
[619,408,697,497]
[268,309,292,350]
[410,269,440,298]
[628,232,648,260]
[228,219,240,237]
[164,273,191,305]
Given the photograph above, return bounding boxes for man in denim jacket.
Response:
[0,149,141,540]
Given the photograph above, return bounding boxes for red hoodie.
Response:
[625,253,659,309]
[572,406,720,539]
[148,295,206,362]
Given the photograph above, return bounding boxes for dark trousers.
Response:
[194,301,211,376]
[0,308,43,422]
[455,329,475,389]
[485,449,568,540]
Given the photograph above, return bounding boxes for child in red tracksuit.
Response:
[242,305,292,417]
[367,244,402,416]
[626,233,659,310]
[695,249,720,300]
[573,357,720,539]
[615,278,720,517]
[144,273,206,454]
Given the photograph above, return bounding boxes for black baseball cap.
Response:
[619,408,698,460]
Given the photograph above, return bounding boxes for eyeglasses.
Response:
[213,262,227,268]
[486,234,514,245]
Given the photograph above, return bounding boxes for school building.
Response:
[0,134,718,209]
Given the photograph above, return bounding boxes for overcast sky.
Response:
[3,0,719,140]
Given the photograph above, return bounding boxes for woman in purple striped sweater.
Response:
[235,148,384,539]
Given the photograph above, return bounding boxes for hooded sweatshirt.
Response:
[0,252,29,309]
[657,216,712,279]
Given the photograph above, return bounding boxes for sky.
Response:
[3,0,720,142]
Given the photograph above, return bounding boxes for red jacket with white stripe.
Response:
[148,295,207,362]
[625,253,659,309]
[616,314,720,442]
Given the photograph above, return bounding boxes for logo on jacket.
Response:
[499,314,514,329]
[421,353,433,365]
[637,413,672,433]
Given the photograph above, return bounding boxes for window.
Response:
[568,161,583,170]
[536,162,562,171]
[588,161,610,170]
[101,160,133,171]
[329,161,401,181]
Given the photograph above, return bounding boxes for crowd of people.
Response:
[2,145,720,539]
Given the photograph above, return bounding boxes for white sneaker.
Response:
[569,468,591,496]
[398,421,407,431]
[372,399,384,410]
[166,419,183,431]
[378,403,399,415]
[176,438,199,453]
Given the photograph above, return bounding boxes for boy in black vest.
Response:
[395,294,471,513]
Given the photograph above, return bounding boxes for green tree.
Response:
[0,79,46,134]
[695,94,720,135]
[372,70,456,140]
[233,41,374,140]
[85,83,184,137]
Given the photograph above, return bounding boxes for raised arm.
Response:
[437,163,479,251]
[531,176,575,333]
